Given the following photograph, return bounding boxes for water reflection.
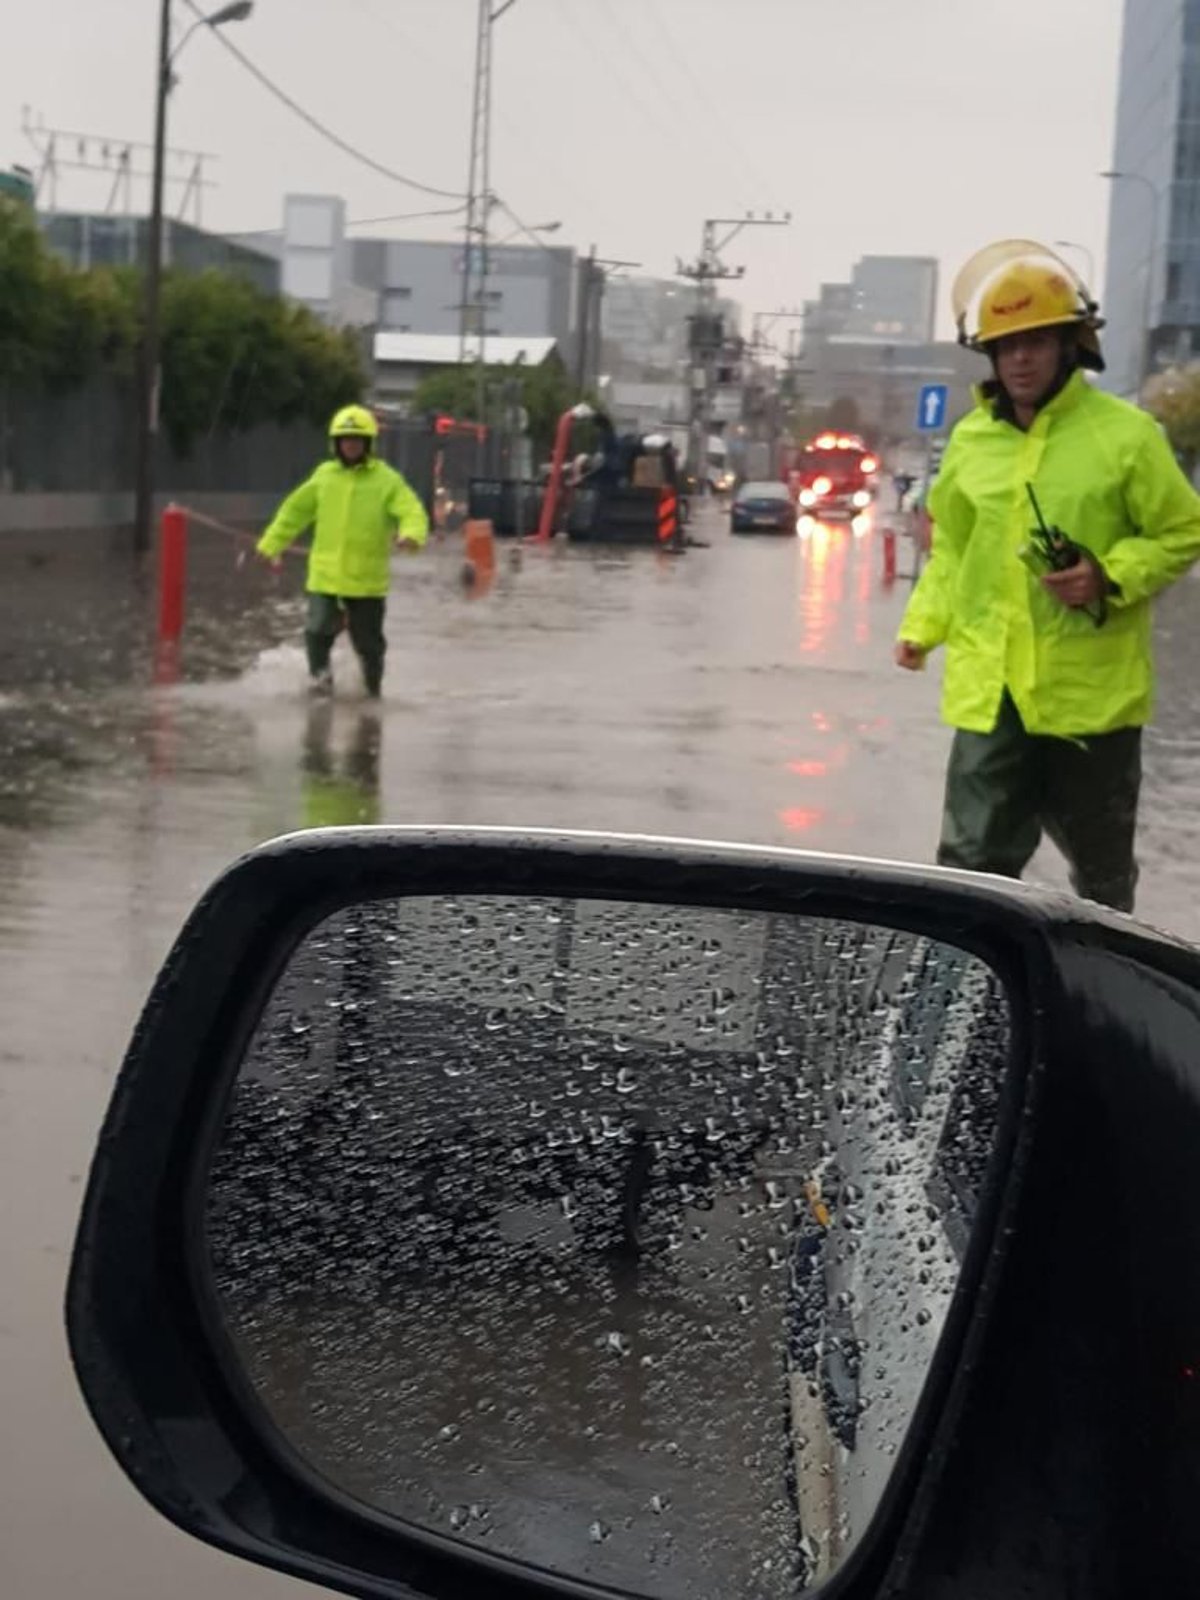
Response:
[301,704,383,828]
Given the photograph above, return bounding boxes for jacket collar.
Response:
[973,368,1089,430]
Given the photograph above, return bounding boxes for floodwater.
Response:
[3,505,1200,1598]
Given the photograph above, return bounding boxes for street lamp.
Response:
[133,0,254,554]
[493,219,562,247]
[1053,239,1096,288]
[1101,169,1162,397]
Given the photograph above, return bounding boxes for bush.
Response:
[0,198,364,455]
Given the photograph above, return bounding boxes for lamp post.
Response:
[1052,239,1096,287]
[132,0,254,554]
[1101,169,1163,398]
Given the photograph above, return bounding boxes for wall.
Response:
[0,378,473,534]
[351,237,577,353]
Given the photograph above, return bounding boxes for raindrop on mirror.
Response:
[204,894,1011,1598]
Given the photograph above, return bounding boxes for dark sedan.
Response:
[731,480,796,534]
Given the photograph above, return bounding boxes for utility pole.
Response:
[575,247,641,396]
[676,212,790,488]
[130,2,252,555]
[747,307,803,462]
[132,0,172,556]
[460,0,517,464]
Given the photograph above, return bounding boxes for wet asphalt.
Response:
[3,502,1200,1598]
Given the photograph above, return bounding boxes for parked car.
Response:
[731,480,796,534]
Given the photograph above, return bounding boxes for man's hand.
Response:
[397,537,423,553]
[1042,557,1104,609]
[255,548,283,573]
[895,640,927,671]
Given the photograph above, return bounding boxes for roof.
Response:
[373,332,559,367]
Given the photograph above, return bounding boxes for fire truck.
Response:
[784,432,879,520]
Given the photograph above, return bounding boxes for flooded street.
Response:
[4,505,1200,1597]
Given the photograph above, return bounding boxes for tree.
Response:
[1143,365,1200,476]
[0,200,364,454]
[156,271,363,455]
[0,199,134,391]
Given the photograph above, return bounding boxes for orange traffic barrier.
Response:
[882,526,897,584]
[464,518,496,575]
[657,488,680,548]
[158,503,188,643]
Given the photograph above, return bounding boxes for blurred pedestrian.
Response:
[258,405,428,699]
[895,241,1200,911]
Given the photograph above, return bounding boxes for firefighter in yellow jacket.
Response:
[258,405,429,698]
[896,241,1200,911]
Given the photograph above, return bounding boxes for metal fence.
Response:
[0,377,512,526]
[0,376,326,498]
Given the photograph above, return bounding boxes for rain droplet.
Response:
[589,1520,611,1544]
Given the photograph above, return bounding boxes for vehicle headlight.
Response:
[852,490,871,508]
[798,488,817,507]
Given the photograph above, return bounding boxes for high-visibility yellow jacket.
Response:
[900,372,1200,736]
[259,457,429,598]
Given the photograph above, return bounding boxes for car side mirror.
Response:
[67,830,1200,1599]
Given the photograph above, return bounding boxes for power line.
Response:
[639,0,778,202]
[552,3,694,170]
[347,204,468,228]
[179,0,465,201]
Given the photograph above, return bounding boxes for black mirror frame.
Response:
[66,827,1161,1600]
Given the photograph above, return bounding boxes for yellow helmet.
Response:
[952,239,1105,371]
[329,404,379,440]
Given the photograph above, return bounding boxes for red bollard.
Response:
[158,504,188,644]
[882,525,897,584]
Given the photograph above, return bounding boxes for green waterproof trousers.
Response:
[306,593,386,696]
[937,693,1142,912]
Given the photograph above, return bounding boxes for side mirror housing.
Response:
[67,830,1200,1599]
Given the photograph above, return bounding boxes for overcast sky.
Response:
[4,0,1125,336]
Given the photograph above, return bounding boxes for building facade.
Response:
[842,256,938,345]
[1103,0,1200,396]
[600,275,741,382]
[350,236,577,352]
[802,257,937,351]
[40,213,281,294]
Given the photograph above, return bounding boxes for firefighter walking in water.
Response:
[258,405,429,699]
[896,240,1200,911]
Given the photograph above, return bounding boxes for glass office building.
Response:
[1103,0,1200,395]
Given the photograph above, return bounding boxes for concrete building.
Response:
[350,236,577,352]
[797,338,982,441]
[372,332,559,410]
[601,276,689,377]
[802,257,937,351]
[1102,0,1200,396]
[794,255,953,441]
[600,275,741,382]
[233,196,579,348]
[841,256,938,345]
[41,213,280,294]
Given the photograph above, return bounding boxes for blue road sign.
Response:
[916,383,948,432]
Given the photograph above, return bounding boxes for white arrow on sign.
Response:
[922,389,942,427]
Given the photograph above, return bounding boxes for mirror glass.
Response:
[203,893,1011,1598]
